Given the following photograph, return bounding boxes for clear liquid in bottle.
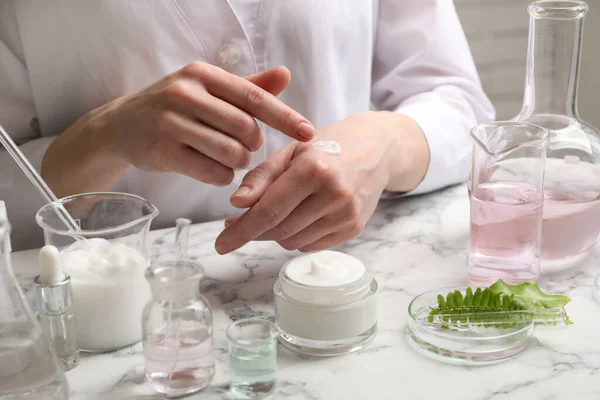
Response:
[0,222,69,399]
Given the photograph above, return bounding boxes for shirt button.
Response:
[219,43,241,65]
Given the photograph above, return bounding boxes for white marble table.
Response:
[11,184,600,400]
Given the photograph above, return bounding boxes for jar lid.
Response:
[278,251,373,305]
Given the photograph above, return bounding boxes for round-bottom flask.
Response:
[513,1,600,267]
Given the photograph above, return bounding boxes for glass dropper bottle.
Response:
[141,218,215,397]
[513,1,600,267]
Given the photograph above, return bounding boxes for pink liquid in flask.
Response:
[143,327,215,397]
[541,158,600,264]
[468,181,543,287]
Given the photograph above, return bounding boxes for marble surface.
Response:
[11,184,600,400]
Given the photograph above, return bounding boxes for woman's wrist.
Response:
[41,109,128,198]
[370,111,430,194]
[304,110,429,194]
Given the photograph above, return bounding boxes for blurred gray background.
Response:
[455,0,600,124]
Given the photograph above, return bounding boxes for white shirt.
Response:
[0,0,495,250]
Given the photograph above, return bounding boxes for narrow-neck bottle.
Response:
[514,0,600,265]
[141,260,215,398]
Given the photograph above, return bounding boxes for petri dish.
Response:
[406,286,535,366]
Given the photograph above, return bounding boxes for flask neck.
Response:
[150,279,201,304]
[519,4,587,119]
[145,260,204,303]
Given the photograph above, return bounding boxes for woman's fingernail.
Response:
[216,239,231,255]
[232,186,251,198]
[297,122,315,141]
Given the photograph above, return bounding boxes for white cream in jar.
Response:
[274,251,378,356]
[60,238,150,351]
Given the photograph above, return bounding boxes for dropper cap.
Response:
[33,245,73,313]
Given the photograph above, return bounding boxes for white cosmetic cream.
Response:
[311,141,342,156]
[60,238,151,351]
[274,251,378,356]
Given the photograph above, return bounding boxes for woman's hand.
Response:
[42,62,315,197]
[214,111,430,254]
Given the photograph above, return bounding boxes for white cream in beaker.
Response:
[60,238,150,352]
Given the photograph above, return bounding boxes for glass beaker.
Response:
[142,260,215,397]
[35,192,159,352]
[468,122,549,287]
[0,221,70,399]
[226,318,278,399]
[513,1,600,265]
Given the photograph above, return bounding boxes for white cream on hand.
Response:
[39,245,64,286]
[312,141,341,156]
[284,251,366,287]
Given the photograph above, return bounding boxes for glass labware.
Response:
[142,260,215,397]
[513,1,600,266]
[468,122,548,286]
[406,286,570,366]
[35,192,158,253]
[35,192,159,352]
[0,221,70,399]
[226,318,278,399]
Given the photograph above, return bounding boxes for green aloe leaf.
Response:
[427,279,572,328]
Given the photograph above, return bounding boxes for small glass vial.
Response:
[142,260,215,397]
[33,246,80,371]
[226,318,278,399]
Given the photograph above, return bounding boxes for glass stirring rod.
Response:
[164,218,192,381]
[0,122,104,261]
[175,218,192,262]
[0,122,80,231]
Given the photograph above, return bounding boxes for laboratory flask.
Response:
[0,221,70,399]
[513,1,600,265]
[142,260,215,397]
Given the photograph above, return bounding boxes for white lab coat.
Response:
[0,0,495,250]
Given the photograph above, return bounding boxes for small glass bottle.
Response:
[0,222,70,399]
[141,260,215,397]
[33,246,79,371]
[513,1,600,266]
[226,318,278,399]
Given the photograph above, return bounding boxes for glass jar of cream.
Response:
[273,251,378,356]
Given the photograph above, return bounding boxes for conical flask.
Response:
[513,1,600,265]
[0,221,70,399]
